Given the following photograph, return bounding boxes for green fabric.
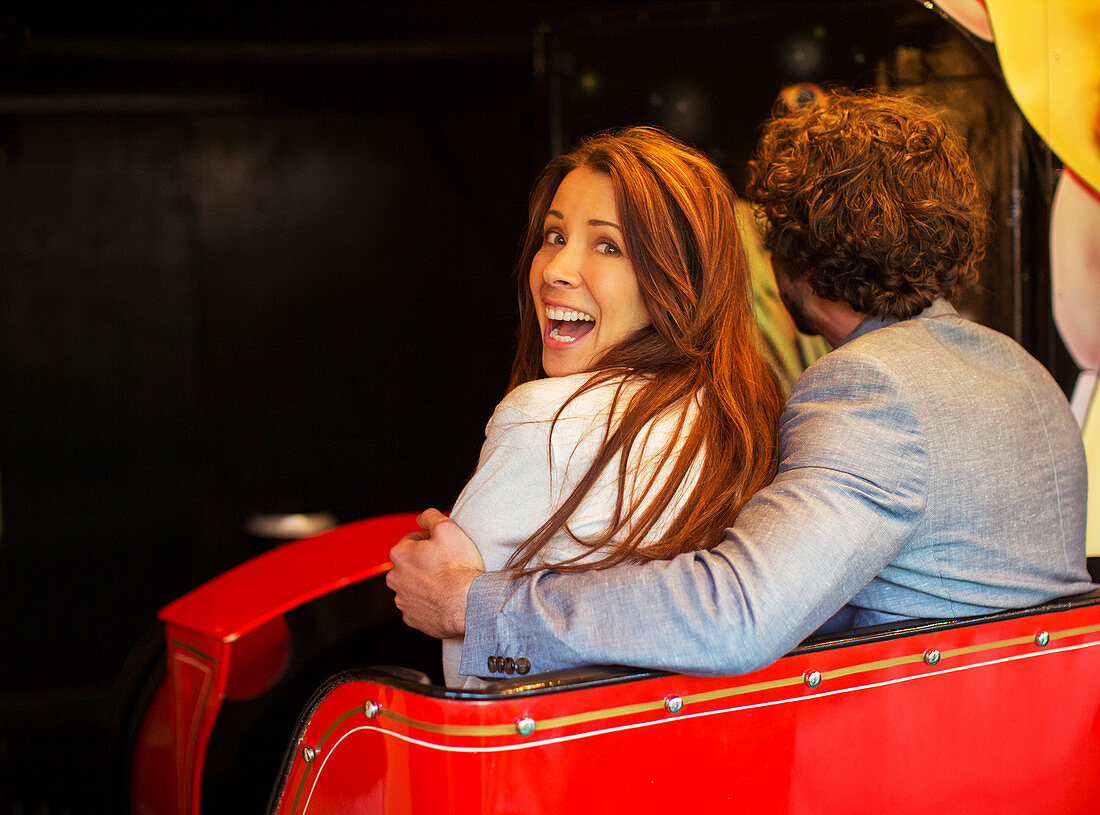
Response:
[737,201,831,394]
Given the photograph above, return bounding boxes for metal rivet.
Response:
[804,670,822,688]
[364,700,381,718]
[516,717,536,736]
[665,695,683,713]
[924,649,941,666]
[302,745,316,763]
[1035,631,1050,647]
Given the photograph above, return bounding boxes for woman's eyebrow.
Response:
[589,218,622,231]
[545,210,621,232]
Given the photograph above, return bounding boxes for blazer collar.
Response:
[836,298,958,348]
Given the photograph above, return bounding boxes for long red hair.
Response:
[507,126,782,574]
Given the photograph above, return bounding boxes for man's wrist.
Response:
[447,566,480,637]
[460,569,515,677]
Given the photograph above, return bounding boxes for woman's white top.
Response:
[443,372,701,689]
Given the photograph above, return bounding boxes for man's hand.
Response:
[386,508,485,639]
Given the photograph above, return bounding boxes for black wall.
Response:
[0,3,559,808]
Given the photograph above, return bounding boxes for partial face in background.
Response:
[529,167,651,377]
[771,255,820,337]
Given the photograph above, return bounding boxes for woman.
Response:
[442,126,783,688]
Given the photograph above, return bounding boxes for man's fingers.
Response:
[389,531,427,571]
[416,507,450,533]
[386,507,477,639]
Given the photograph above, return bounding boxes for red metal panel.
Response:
[271,602,1100,815]
[153,512,418,815]
[130,677,175,815]
[158,512,419,640]
[163,627,227,815]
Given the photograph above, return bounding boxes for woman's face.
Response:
[529,167,651,377]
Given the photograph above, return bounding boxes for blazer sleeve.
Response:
[459,352,930,678]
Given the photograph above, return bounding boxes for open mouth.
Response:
[546,306,595,343]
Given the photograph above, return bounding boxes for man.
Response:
[388,89,1093,680]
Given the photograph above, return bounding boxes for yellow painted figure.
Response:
[937,0,1100,556]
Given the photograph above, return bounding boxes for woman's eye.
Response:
[543,229,565,246]
[598,240,622,256]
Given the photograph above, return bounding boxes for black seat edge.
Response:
[300,588,1100,701]
[795,586,1100,654]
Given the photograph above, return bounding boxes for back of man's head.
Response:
[746,88,989,320]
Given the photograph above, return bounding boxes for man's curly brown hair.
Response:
[746,89,988,320]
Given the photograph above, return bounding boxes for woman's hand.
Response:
[387,508,485,639]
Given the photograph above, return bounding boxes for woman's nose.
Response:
[543,246,581,287]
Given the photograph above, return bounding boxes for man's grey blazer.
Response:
[461,300,1094,679]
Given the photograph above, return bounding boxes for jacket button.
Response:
[516,657,531,675]
[503,657,515,674]
[487,655,498,673]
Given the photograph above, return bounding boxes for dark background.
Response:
[0,1,1070,811]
